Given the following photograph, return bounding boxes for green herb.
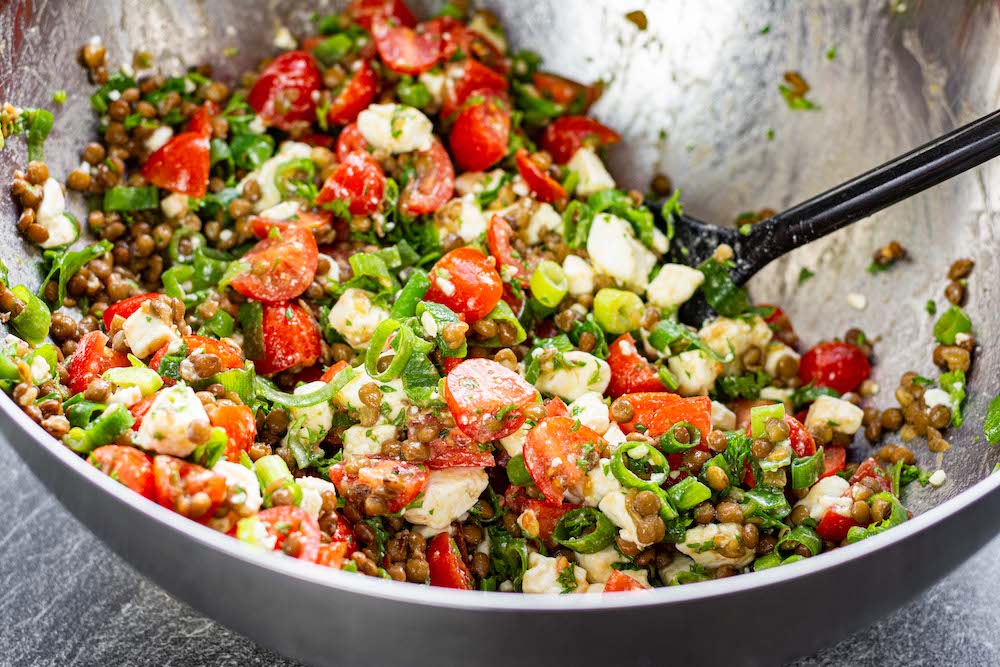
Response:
[739,223,753,236]
[556,565,579,593]
[587,188,657,250]
[986,393,1000,445]
[230,133,275,171]
[714,371,772,402]
[647,318,729,363]
[779,85,819,111]
[53,90,67,104]
[313,33,355,66]
[825,46,837,61]
[933,305,972,345]
[91,71,137,113]
[760,24,771,34]
[396,76,432,110]
[789,382,841,411]
[939,369,966,428]
[506,454,534,487]
[766,128,775,141]
[925,300,937,316]
[38,240,113,308]
[798,267,815,285]
[104,186,160,211]
[486,525,530,591]
[697,258,754,317]
[846,492,908,543]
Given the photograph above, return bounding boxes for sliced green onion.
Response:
[254,454,302,508]
[10,285,51,345]
[349,252,396,290]
[313,33,354,66]
[776,524,822,556]
[199,309,235,338]
[64,398,107,428]
[506,454,533,487]
[391,269,431,320]
[610,440,678,521]
[553,507,617,554]
[168,229,207,264]
[39,240,113,308]
[396,77,432,109]
[63,403,135,454]
[207,367,256,405]
[237,301,265,361]
[25,109,54,161]
[529,260,568,308]
[365,319,419,382]
[656,365,680,391]
[933,305,972,345]
[749,402,785,439]
[415,301,467,358]
[753,552,784,571]
[790,446,825,489]
[658,421,702,454]
[162,264,194,303]
[103,186,160,211]
[742,486,792,520]
[230,132,276,171]
[593,288,644,334]
[102,366,163,396]
[253,365,356,408]
[665,476,712,511]
[274,158,316,199]
[648,319,729,363]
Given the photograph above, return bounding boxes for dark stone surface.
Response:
[1,437,996,667]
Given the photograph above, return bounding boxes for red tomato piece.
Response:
[141,131,210,198]
[532,72,600,112]
[427,429,496,469]
[619,392,713,440]
[90,445,155,500]
[314,151,386,215]
[423,17,508,74]
[815,510,861,543]
[320,360,350,383]
[152,455,227,523]
[256,506,323,562]
[427,532,474,589]
[606,333,667,397]
[545,397,570,418]
[515,148,567,203]
[328,458,429,514]
[500,282,525,319]
[250,210,333,239]
[372,15,440,75]
[149,335,244,373]
[316,542,350,569]
[102,293,158,330]
[604,570,647,592]
[256,302,323,375]
[486,214,529,286]
[399,138,455,216]
[821,446,847,479]
[798,341,871,394]
[523,417,606,504]
[501,487,578,544]
[540,115,622,164]
[327,59,379,126]
[849,457,892,493]
[785,416,816,457]
[186,101,219,137]
[440,58,508,119]
[335,123,371,161]
[347,0,417,32]
[67,331,131,395]
[248,51,322,131]
[448,89,510,172]
[441,356,463,375]
[443,358,540,443]
[129,393,158,430]
[230,225,319,302]
[425,247,503,323]
[206,404,257,463]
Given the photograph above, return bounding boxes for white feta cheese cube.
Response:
[238,141,313,212]
[658,554,699,585]
[759,387,795,413]
[328,288,391,350]
[535,350,611,401]
[106,386,142,407]
[284,381,334,448]
[583,459,623,507]
[676,523,755,569]
[805,395,865,436]
[847,292,867,310]
[213,460,263,513]
[160,192,190,219]
[575,546,627,584]
[562,255,595,297]
[929,469,947,487]
[144,126,174,153]
[763,341,801,378]
[404,467,489,530]
[711,400,736,431]
[342,424,399,457]
[599,490,652,548]
[35,178,78,249]
[793,475,851,522]
[136,385,211,457]
[122,305,179,359]
[454,194,488,242]
[418,70,446,107]
[525,203,563,244]
[334,368,409,423]
[522,553,589,594]
[258,200,301,221]
[586,212,657,293]
[667,350,722,397]
[29,354,53,384]
[296,476,337,520]
[646,264,705,310]
[272,25,297,50]
[357,103,434,154]
[499,424,528,457]
[602,423,627,449]
[568,391,610,435]
[567,147,615,197]
[923,388,952,410]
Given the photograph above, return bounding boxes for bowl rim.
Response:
[9,391,999,612]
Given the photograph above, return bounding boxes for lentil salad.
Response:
[0,0,978,593]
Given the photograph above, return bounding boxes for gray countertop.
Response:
[2,437,998,667]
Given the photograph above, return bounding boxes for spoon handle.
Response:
[733,108,1000,284]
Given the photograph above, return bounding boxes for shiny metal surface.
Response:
[2,1,1000,665]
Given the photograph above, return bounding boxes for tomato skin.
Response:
[248,51,322,130]
[102,293,158,330]
[90,445,155,500]
[320,360,350,383]
[425,247,503,323]
[149,335,244,373]
[347,0,417,32]
[328,458,429,514]
[448,90,510,172]
[849,457,892,493]
[230,225,319,303]
[372,15,440,75]
[207,404,257,463]
[515,149,566,204]
[441,59,508,120]
[486,215,529,286]
[815,510,860,543]
[327,59,379,126]
[798,341,871,394]
[256,302,322,375]
[444,358,540,443]
[67,331,131,394]
[441,356,463,375]
[532,72,600,112]
[545,397,570,418]
[619,392,713,440]
[427,532,474,589]
[785,416,816,457]
[604,570,646,592]
[523,416,606,504]
[423,16,508,74]
[186,101,219,137]
[427,429,496,469]
[251,210,333,239]
[399,138,455,216]
[129,393,158,430]
[152,456,227,523]
[315,151,386,215]
[140,131,210,198]
[336,123,371,161]
[606,334,667,397]
[821,446,847,479]
[540,115,621,164]
[256,506,323,562]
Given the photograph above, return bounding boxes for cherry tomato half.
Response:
[256,506,323,562]
[141,131,210,198]
[248,51,322,131]
[372,15,439,75]
[523,417,606,504]
[448,89,510,172]
[152,455,227,523]
[327,59,379,126]
[346,0,417,32]
[444,358,540,443]
[328,458,429,514]
[849,457,892,493]
[315,151,386,216]
[798,341,871,394]
[486,214,529,286]
[426,429,496,469]
[149,335,244,373]
[90,445,155,500]
[532,72,601,113]
[540,115,621,164]
[618,392,713,440]
[250,210,333,239]
[821,446,847,480]
[606,333,667,397]
[256,301,323,375]
[102,293,158,330]
[815,510,860,543]
[515,148,566,204]
[425,247,503,323]
[186,101,219,137]
[230,225,319,303]
[604,570,646,592]
[399,138,455,216]
[335,123,371,161]
[67,331,130,395]
[427,532,474,589]
[207,404,257,463]
[440,58,508,120]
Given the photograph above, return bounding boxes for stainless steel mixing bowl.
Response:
[3,1,1000,665]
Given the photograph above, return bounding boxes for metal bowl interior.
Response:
[3,1,1000,665]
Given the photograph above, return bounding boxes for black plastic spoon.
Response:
[660,108,1000,325]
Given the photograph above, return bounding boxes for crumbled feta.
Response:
[297,476,337,520]
[929,469,947,487]
[342,424,399,457]
[239,141,313,211]
[357,103,434,154]
[29,354,52,384]
[247,115,267,134]
[284,381,334,449]
[562,255,595,297]
[258,200,301,221]
[160,192,189,219]
[567,147,615,197]
[106,386,143,407]
[602,423,627,449]
[136,385,211,457]
[213,461,263,513]
[535,350,611,401]
[144,126,174,153]
[404,468,489,530]
[568,391,610,435]
[586,212,657,292]
[420,311,439,337]
[846,292,867,310]
[272,25,297,50]
[698,316,773,373]
[122,305,179,359]
[676,523,755,569]
[805,395,865,436]
[499,424,528,457]
[658,554,699,585]
[35,178,77,249]
[583,458,623,507]
[763,341,801,378]
[328,288,391,350]
[667,350,722,397]
[335,368,408,423]
[651,227,670,255]
[759,387,794,413]
[923,388,952,410]
[711,400,736,431]
[453,194,488,242]
[793,475,851,522]
[522,553,589,594]
[646,264,705,310]
[525,203,563,244]
[418,70,446,106]
[575,546,627,584]
[599,490,651,548]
